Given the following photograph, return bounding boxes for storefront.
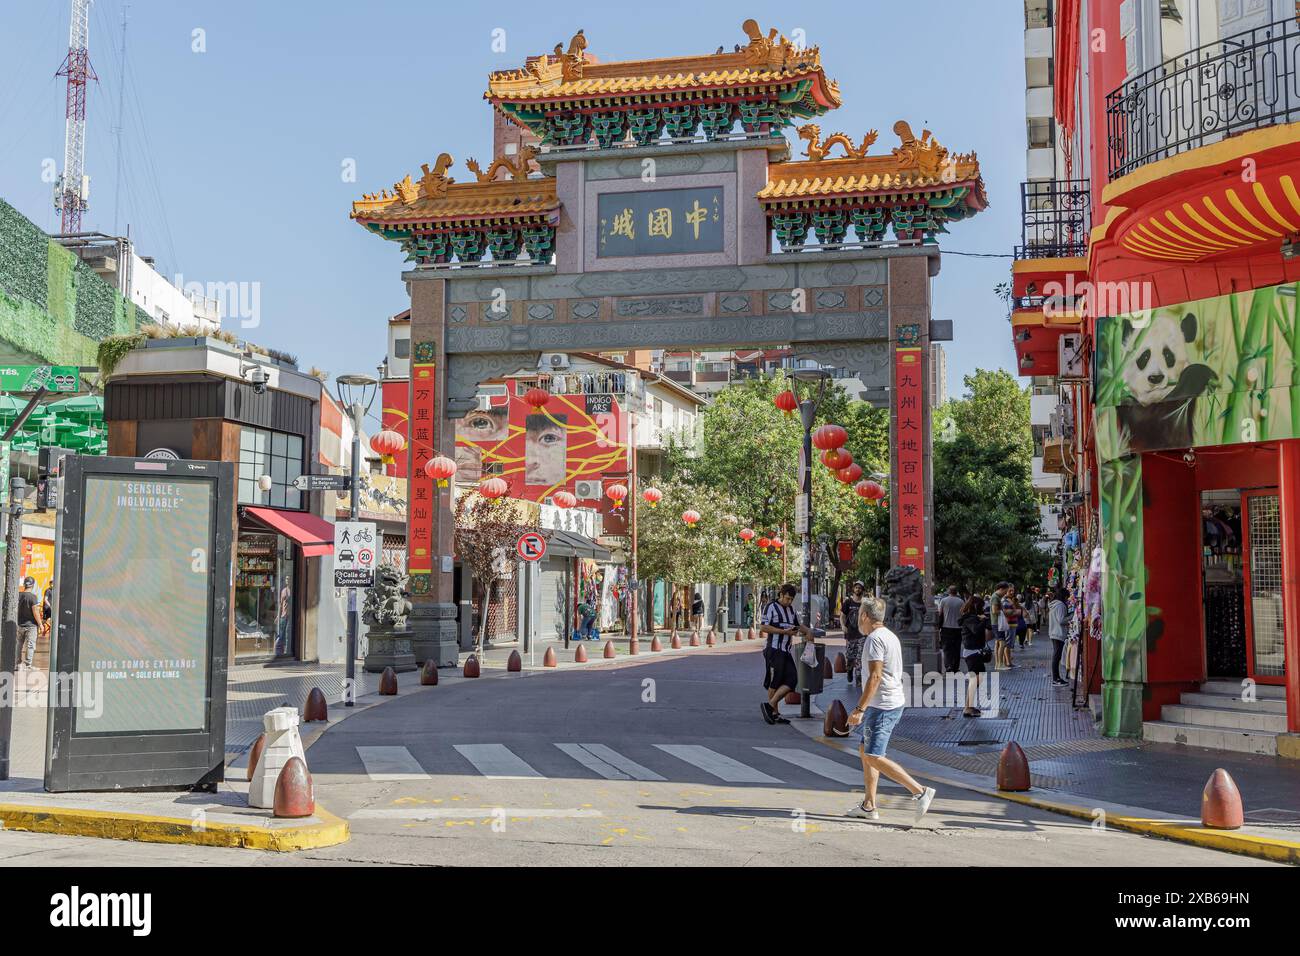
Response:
[236,506,333,662]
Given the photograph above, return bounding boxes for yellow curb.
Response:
[808,733,1300,865]
[993,790,1300,866]
[0,801,349,853]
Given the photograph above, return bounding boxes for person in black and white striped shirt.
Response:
[759,583,810,725]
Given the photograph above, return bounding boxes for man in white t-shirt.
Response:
[844,596,936,824]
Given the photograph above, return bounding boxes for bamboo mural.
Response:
[1099,454,1146,737]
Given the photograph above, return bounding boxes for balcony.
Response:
[1106,15,1300,179]
[1015,179,1091,260]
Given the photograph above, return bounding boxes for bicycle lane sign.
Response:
[335,521,378,587]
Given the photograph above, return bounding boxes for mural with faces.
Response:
[1096,282,1300,459]
[455,385,627,500]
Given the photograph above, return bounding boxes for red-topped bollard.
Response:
[651,635,663,652]
[824,699,850,737]
[671,632,682,649]
[996,741,1031,791]
[575,643,588,663]
[507,650,522,672]
[784,690,801,706]
[834,652,847,673]
[822,658,834,680]
[689,631,700,647]
[379,666,398,695]
[1201,768,1244,829]
[706,630,716,646]
[273,756,315,818]
[303,687,328,722]
[543,646,557,667]
[420,659,439,685]
[463,655,480,679]
[603,641,616,659]
[246,733,266,782]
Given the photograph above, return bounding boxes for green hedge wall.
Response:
[0,198,141,365]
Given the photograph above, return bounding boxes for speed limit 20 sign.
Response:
[516,531,546,562]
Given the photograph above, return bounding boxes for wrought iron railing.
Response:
[1106,15,1300,179]
[1015,179,1091,259]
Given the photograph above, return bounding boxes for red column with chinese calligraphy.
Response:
[407,359,436,588]
[893,346,926,572]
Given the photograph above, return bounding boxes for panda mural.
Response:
[1115,312,1216,452]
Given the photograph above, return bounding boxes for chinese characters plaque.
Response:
[894,346,925,572]
[597,187,724,257]
[407,352,436,592]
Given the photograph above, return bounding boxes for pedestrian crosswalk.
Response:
[353,741,879,790]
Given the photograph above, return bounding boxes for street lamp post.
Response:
[792,367,831,720]
[334,373,379,706]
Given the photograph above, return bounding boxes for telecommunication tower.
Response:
[54,0,97,234]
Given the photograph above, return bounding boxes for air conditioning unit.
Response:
[574,479,602,501]
[1059,333,1086,380]
[540,352,571,371]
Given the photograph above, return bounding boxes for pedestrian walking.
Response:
[989,583,1012,669]
[759,583,809,725]
[690,592,704,632]
[1048,587,1070,687]
[1024,589,1039,646]
[670,590,683,631]
[845,596,936,823]
[841,580,866,685]
[16,576,43,670]
[959,594,992,717]
[937,585,964,675]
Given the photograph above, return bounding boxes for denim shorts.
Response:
[855,705,904,757]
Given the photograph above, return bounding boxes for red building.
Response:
[1013,0,1300,755]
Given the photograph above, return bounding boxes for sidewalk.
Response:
[814,635,1300,860]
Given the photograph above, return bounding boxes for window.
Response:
[393,337,410,359]
[239,426,304,509]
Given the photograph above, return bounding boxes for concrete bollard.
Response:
[303,687,328,722]
[784,690,801,706]
[245,733,266,783]
[736,629,745,643]
[706,630,716,646]
[603,640,616,659]
[1200,768,1244,829]
[834,652,847,673]
[575,643,588,663]
[543,646,557,667]
[671,633,682,649]
[689,631,700,647]
[748,627,758,640]
[996,741,1031,792]
[822,658,834,680]
[420,659,439,685]
[628,639,639,656]
[463,655,480,678]
[823,699,850,737]
[651,635,663,652]
[273,756,315,818]
[507,650,522,672]
[379,666,398,695]
[249,707,305,809]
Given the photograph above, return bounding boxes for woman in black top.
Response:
[958,594,991,717]
[690,592,704,632]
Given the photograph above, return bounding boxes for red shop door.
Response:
[1242,490,1287,685]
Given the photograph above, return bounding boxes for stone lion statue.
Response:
[883,565,928,635]
[363,563,412,631]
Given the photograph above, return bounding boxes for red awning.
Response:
[244,507,334,557]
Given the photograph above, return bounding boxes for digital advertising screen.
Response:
[74,475,215,734]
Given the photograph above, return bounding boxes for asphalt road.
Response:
[0,642,1277,866]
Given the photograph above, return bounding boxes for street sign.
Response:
[334,520,377,587]
[795,494,809,535]
[0,365,79,393]
[293,473,352,492]
[516,531,546,562]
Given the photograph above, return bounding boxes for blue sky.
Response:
[0,0,1024,396]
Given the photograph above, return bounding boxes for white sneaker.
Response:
[846,802,879,821]
[912,787,936,824]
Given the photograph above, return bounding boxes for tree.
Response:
[932,434,1053,590]
[636,478,746,590]
[453,493,536,654]
[942,369,1032,466]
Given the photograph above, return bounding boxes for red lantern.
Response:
[553,490,577,509]
[771,537,784,551]
[821,448,852,470]
[370,429,406,465]
[774,390,798,418]
[523,387,551,409]
[856,479,885,500]
[837,462,864,484]
[424,455,457,488]
[681,509,700,527]
[642,486,662,508]
[739,527,755,543]
[479,476,509,499]
[606,483,628,507]
[757,536,772,552]
[812,424,848,451]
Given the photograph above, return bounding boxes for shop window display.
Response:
[235,533,296,659]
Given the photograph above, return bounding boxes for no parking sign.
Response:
[516,531,546,562]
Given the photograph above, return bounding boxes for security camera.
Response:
[246,366,268,395]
